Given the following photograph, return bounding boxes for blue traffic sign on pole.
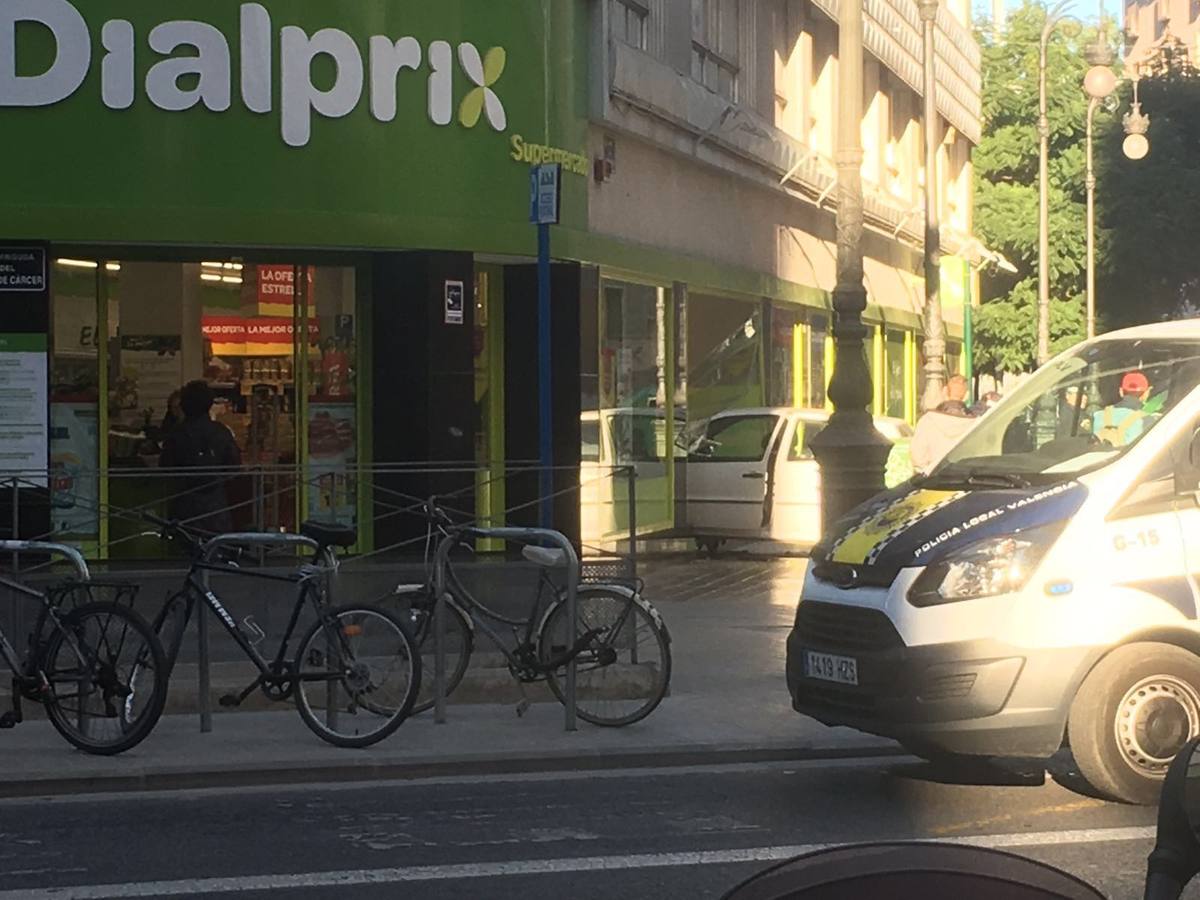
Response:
[530,164,561,226]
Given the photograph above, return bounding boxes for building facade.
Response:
[1125,0,1200,68]
[0,0,980,553]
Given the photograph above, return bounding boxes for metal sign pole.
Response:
[530,163,561,530]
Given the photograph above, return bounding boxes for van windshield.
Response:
[930,338,1200,485]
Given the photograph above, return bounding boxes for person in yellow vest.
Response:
[1092,371,1152,448]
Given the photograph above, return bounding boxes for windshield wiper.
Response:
[963,471,1031,489]
[926,468,1031,490]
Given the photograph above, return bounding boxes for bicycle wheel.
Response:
[293,604,420,748]
[538,587,671,727]
[390,587,474,714]
[38,602,169,755]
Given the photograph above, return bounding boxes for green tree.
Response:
[1095,40,1200,326]
[972,3,1099,377]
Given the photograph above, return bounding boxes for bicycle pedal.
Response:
[218,693,242,708]
[515,698,530,718]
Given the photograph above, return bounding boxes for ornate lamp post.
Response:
[810,0,892,530]
[1083,40,1117,340]
[1122,77,1151,159]
[917,0,946,412]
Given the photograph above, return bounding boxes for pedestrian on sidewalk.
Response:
[910,375,977,475]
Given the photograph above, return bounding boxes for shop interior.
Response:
[49,258,358,554]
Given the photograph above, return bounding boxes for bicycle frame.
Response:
[159,533,341,695]
[430,530,566,673]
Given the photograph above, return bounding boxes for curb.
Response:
[0,742,906,800]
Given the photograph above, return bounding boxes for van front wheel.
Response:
[1068,642,1200,804]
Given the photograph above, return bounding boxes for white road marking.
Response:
[0,756,904,807]
[0,825,1157,898]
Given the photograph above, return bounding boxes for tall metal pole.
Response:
[1037,1,1070,366]
[918,0,945,412]
[809,0,891,531]
[537,222,554,528]
[1085,96,1098,339]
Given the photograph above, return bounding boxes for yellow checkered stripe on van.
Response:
[829,489,965,566]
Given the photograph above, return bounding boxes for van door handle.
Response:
[742,472,764,480]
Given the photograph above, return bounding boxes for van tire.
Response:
[1067,642,1200,805]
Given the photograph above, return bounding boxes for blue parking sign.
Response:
[529,164,561,225]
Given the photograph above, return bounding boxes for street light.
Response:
[917,0,946,413]
[1037,0,1074,367]
[1122,77,1151,159]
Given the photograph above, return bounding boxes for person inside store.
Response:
[159,379,242,534]
[160,389,184,437]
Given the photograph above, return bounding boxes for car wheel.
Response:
[1068,642,1200,805]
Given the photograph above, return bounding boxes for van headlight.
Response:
[907,524,1062,607]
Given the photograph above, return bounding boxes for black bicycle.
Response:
[0,541,168,754]
[147,515,421,748]
[386,500,671,727]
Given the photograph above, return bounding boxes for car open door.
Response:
[768,413,826,544]
[686,412,783,536]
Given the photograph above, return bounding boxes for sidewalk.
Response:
[0,557,902,797]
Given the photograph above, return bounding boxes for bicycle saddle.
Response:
[522,545,567,568]
[300,520,358,549]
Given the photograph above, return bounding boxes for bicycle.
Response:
[0,541,168,754]
[386,499,672,727]
[146,515,421,748]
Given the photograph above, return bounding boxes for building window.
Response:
[610,0,649,50]
[691,0,740,102]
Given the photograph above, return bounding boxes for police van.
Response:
[787,322,1200,804]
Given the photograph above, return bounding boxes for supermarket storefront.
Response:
[0,0,589,554]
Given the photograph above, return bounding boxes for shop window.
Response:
[100,260,357,549]
[50,259,108,540]
[687,293,764,424]
[768,305,799,408]
[886,330,906,419]
[808,314,828,408]
[593,279,673,539]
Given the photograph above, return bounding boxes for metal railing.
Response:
[0,462,641,734]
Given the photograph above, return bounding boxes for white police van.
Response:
[787,322,1200,803]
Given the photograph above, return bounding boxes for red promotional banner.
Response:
[202,316,318,356]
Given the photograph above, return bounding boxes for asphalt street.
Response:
[0,753,1192,900]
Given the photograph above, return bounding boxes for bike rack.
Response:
[431,526,581,733]
[193,532,326,733]
[0,541,91,582]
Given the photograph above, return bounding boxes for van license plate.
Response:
[804,651,859,686]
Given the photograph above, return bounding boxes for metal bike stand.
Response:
[0,541,91,582]
[0,542,95,734]
[194,532,323,734]
[431,526,580,733]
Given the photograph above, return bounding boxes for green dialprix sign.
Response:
[0,1,588,252]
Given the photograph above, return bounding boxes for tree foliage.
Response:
[972,3,1100,377]
[1094,40,1200,326]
